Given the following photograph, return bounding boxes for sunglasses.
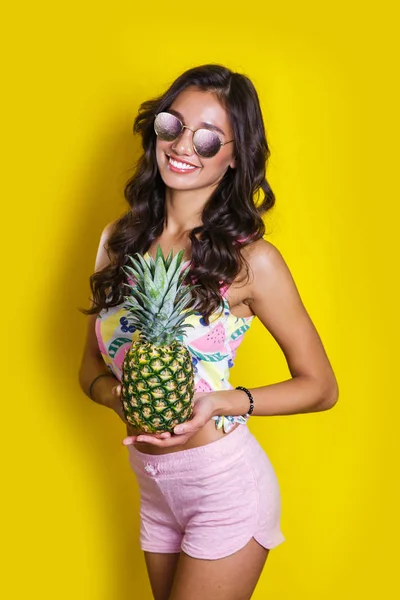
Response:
[154,112,234,158]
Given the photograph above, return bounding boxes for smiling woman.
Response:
[78,64,338,600]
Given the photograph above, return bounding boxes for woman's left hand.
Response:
[122,391,219,448]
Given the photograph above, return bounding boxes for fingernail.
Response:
[174,426,184,434]
[122,438,134,446]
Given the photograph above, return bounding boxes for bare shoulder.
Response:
[94,218,118,272]
[101,218,118,243]
[242,237,304,309]
[243,238,290,284]
[244,238,275,259]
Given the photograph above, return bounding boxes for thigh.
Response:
[169,537,269,600]
[144,551,180,600]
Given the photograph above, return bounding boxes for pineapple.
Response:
[120,245,198,433]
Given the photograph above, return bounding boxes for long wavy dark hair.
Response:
[81,64,276,324]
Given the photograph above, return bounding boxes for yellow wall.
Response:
[2,1,399,598]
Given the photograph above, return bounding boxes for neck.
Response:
[163,187,211,236]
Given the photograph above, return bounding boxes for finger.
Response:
[122,431,171,445]
[174,416,205,435]
[143,432,172,439]
[122,436,137,446]
[134,435,165,446]
[173,424,192,435]
[152,432,171,439]
[134,435,189,447]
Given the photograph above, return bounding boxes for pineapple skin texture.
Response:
[121,338,195,433]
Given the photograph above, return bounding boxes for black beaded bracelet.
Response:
[236,385,254,417]
[89,373,116,400]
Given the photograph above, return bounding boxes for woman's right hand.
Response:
[91,375,130,426]
[110,383,129,424]
[94,378,171,441]
[110,383,172,442]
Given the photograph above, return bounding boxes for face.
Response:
[155,86,236,193]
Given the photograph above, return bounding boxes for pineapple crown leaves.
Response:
[121,245,201,343]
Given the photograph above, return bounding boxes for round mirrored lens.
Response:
[193,129,222,158]
[154,113,182,141]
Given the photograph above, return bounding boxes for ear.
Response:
[229,156,237,169]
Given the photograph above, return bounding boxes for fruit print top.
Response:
[95,255,255,433]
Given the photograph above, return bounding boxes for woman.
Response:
[79,64,339,600]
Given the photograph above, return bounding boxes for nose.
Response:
[171,126,195,157]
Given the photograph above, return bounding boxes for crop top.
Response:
[95,254,255,433]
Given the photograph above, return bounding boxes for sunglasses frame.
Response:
[154,112,234,158]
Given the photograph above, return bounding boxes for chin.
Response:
[158,167,200,190]
[163,179,202,192]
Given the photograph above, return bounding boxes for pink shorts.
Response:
[127,424,285,560]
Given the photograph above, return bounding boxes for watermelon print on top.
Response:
[95,254,255,433]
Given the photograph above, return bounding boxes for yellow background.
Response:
[2,1,399,598]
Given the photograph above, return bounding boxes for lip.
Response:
[166,154,201,171]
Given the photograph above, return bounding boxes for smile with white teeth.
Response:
[168,156,198,170]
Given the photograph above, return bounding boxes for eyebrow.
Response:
[167,108,226,137]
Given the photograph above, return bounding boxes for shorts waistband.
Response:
[127,423,252,476]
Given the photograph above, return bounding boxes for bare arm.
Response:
[78,220,125,421]
[214,240,339,417]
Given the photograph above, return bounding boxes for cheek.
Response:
[156,140,166,159]
[155,141,172,171]
[205,153,231,174]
